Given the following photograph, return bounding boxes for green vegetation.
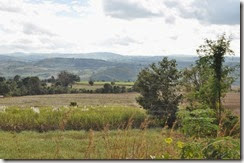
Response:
[196,35,235,122]
[77,81,134,86]
[0,128,239,159]
[181,137,240,159]
[135,57,182,127]
[0,72,135,97]
[0,71,80,96]
[0,106,146,132]
[177,108,219,138]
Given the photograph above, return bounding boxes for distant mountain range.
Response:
[0,52,240,84]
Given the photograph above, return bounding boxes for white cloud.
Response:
[0,0,240,56]
[102,0,163,20]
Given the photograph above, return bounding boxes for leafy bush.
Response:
[180,141,204,159]
[181,137,240,159]
[177,108,218,138]
[220,110,240,137]
[70,102,78,107]
[202,137,240,159]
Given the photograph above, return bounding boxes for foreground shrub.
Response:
[0,106,147,132]
[202,137,240,159]
[219,110,240,137]
[181,137,240,159]
[70,102,78,107]
[177,109,218,138]
[180,141,204,159]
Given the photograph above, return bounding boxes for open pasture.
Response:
[0,93,139,108]
[73,81,134,90]
[0,92,240,114]
[77,81,134,86]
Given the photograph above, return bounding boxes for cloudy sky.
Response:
[0,0,240,56]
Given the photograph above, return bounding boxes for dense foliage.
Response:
[135,57,182,127]
[181,137,240,159]
[196,34,235,122]
[182,35,236,123]
[0,72,134,96]
[177,108,218,138]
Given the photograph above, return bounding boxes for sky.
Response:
[0,0,240,56]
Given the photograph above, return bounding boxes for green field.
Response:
[0,129,190,159]
[77,81,134,86]
[72,81,134,91]
[0,129,240,159]
[0,106,147,131]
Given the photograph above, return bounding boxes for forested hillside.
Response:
[0,53,240,84]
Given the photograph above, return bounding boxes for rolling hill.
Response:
[0,53,240,84]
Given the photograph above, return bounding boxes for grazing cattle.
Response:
[0,95,4,98]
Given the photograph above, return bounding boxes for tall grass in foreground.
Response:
[0,106,146,132]
[0,127,240,159]
[0,106,240,159]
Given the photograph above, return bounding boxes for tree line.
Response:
[0,71,134,96]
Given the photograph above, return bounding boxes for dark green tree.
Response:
[135,57,182,127]
[111,81,115,85]
[13,75,21,82]
[103,83,112,93]
[0,77,6,83]
[89,80,94,86]
[22,77,43,95]
[0,82,10,95]
[57,71,80,87]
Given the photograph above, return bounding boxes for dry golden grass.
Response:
[0,93,140,108]
[223,93,240,114]
[0,92,239,114]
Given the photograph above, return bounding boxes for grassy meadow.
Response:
[0,129,201,159]
[2,129,240,160]
[73,81,134,90]
[77,81,134,86]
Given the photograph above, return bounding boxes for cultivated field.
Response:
[0,93,139,108]
[223,93,241,114]
[0,92,240,113]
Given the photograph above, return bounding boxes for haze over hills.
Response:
[0,52,240,84]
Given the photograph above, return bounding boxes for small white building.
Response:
[0,95,4,98]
